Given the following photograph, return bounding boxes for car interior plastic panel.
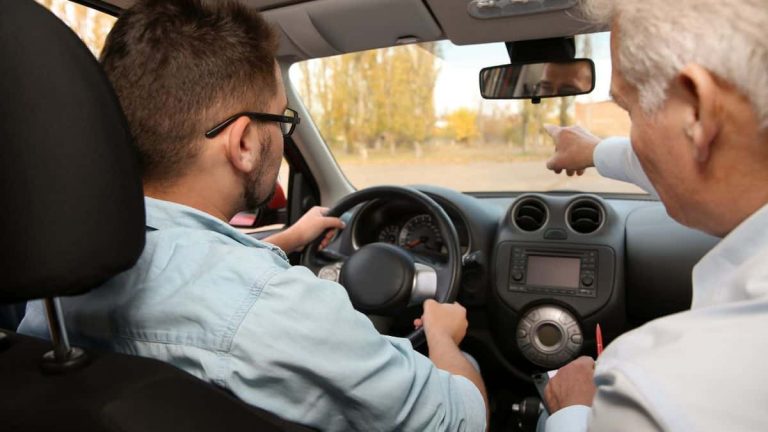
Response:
[265,0,443,60]
[425,0,604,45]
[102,0,309,11]
[624,205,719,323]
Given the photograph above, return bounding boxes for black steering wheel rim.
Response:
[301,185,462,347]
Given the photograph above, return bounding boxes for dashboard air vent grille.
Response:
[513,198,548,232]
[567,199,604,234]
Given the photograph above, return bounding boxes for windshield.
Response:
[290,32,642,194]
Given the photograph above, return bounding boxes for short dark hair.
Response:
[101,0,278,183]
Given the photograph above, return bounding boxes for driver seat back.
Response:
[0,1,312,430]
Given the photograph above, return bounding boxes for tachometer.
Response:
[377,224,400,244]
[398,214,443,254]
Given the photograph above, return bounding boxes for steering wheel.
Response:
[301,186,462,347]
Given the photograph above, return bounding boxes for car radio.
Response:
[508,246,597,297]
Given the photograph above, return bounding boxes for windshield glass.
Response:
[36,0,116,56]
[290,32,642,194]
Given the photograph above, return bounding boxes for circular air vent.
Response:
[566,198,605,234]
[512,197,548,232]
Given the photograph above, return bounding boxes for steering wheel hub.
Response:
[340,243,415,314]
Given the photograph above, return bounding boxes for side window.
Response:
[36,0,116,56]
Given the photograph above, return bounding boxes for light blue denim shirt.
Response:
[18,197,485,431]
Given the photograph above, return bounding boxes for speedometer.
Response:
[398,214,443,254]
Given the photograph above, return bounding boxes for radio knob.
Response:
[581,276,594,286]
[512,272,524,282]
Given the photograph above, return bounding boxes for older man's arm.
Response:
[544,356,664,432]
[543,356,595,432]
[544,125,658,197]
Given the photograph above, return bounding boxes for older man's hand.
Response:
[544,124,600,176]
[544,356,597,413]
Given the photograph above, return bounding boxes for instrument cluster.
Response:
[353,200,470,259]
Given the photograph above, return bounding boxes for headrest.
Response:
[0,0,145,302]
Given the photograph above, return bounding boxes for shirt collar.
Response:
[692,202,768,308]
[144,197,288,261]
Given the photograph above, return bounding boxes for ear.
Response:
[676,64,721,163]
[226,116,259,174]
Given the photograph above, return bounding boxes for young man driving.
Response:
[18,1,487,430]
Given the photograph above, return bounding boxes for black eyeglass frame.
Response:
[205,108,300,138]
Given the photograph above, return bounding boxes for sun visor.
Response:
[265,0,443,61]
[425,0,602,45]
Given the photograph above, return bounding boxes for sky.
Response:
[433,32,614,115]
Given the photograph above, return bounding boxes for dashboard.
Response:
[331,185,720,376]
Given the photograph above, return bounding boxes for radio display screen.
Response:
[526,256,581,289]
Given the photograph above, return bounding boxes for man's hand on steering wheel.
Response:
[416,300,468,346]
[301,186,462,347]
[266,206,345,253]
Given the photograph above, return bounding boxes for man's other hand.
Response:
[544,356,597,413]
[265,206,345,253]
[419,300,468,346]
[544,124,600,176]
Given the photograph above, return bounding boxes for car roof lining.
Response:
[76,0,607,61]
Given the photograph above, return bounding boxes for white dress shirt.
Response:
[547,138,768,431]
[592,137,658,197]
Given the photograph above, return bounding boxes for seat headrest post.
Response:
[44,298,71,359]
[41,298,88,373]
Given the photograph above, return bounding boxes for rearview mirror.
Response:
[479,59,595,101]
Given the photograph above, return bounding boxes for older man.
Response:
[542,0,768,430]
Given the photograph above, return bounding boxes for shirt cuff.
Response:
[545,405,591,432]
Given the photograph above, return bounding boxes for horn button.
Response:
[340,243,415,314]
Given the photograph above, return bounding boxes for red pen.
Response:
[596,323,604,356]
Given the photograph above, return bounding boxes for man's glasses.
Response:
[205,108,300,139]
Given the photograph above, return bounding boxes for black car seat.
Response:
[0,302,25,330]
[0,1,312,430]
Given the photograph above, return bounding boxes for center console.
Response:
[495,241,616,368]
[491,194,625,369]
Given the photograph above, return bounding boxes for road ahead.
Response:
[341,160,645,194]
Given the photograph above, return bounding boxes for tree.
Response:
[444,108,479,144]
[294,43,440,154]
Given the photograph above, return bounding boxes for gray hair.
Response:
[579,0,768,127]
